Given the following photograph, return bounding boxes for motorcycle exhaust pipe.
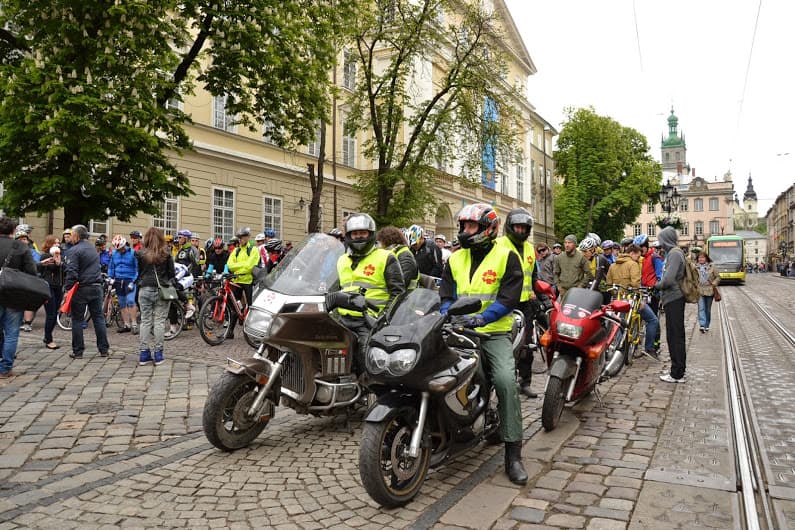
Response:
[246,351,288,417]
[602,348,624,378]
[408,392,430,458]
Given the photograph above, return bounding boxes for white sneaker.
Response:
[185,304,195,319]
[659,373,687,384]
[169,325,178,335]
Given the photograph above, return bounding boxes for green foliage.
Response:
[347,0,522,226]
[553,107,662,241]
[0,0,353,222]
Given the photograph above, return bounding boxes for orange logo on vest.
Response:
[363,264,376,276]
[482,270,497,284]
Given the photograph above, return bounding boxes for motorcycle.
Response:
[202,233,371,451]
[536,279,631,432]
[358,288,512,508]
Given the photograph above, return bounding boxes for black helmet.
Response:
[327,227,344,241]
[620,237,634,247]
[456,203,500,249]
[344,213,377,256]
[264,239,283,252]
[504,207,533,245]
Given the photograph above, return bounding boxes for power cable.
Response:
[632,0,643,72]
[737,0,763,128]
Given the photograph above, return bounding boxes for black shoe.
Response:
[100,351,109,358]
[520,383,538,398]
[643,350,660,361]
[118,326,131,334]
[226,333,234,340]
[69,353,83,359]
[504,441,528,485]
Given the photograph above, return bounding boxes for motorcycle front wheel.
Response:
[359,408,430,508]
[202,372,272,451]
[541,376,568,432]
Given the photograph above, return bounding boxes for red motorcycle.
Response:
[536,281,631,431]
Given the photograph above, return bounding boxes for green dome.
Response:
[662,107,685,148]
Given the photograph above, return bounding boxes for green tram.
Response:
[706,235,746,284]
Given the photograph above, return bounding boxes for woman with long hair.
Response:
[135,228,175,365]
[38,234,63,349]
[696,252,720,333]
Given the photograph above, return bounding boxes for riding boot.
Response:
[504,441,528,485]
[520,381,538,398]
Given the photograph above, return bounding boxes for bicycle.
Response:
[102,275,125,331]
[608,284,649,363]
[197,274,258,348]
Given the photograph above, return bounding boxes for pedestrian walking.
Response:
[0,216,37,378]
[136,227,175,366]
[655,226,687,383]
[696,252,720,333]
[62,225,111,359]
[38,235,64,350]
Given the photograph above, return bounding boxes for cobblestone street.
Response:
[1,274,794,528]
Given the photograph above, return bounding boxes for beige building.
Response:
[766,183,795,269]
[735,230,767,267]
[12,0,555,248]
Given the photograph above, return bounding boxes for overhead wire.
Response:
[632,0,643,72]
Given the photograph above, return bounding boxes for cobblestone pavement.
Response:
[1,276,793,529]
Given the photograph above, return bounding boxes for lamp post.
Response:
[542,126,550,243]
[657,179,681,226]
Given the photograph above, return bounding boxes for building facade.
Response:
[765,184,795,269]
[10,0,555,249]
[735,230,767,267]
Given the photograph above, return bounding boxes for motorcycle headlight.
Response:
[244,308,274,338]
[556,322,583,339]
[387,348,419,376]
[366,347,389,374]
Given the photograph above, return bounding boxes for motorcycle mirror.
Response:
[447,297,482,316]
[608,299,631,313]
[535,280,555,298]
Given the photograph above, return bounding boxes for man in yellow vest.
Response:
[335,213,405,371]
[440,203,527,485]
[495,208,542,399]
[224,227,261,339]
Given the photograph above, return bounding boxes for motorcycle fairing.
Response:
[364,391,418,422]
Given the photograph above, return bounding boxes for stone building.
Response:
[766,184,795,269]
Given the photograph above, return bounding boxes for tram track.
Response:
[719,287,795,529]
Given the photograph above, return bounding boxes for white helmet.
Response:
[578,237,598,252]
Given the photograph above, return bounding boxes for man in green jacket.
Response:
[552,234,593,298]
[224,227,261,339]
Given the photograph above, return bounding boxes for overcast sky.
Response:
[504,0,794,216]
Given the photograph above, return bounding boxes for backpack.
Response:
[676,249,700,304]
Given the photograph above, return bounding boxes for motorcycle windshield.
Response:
[387,288,441,324]
[260,233,345,295]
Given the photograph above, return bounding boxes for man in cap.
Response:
[129,230,143,252]
[553,235,592,298]
[551,242,562,255]
[434,234,451,266]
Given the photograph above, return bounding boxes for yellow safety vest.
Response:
[336,248,392,317]
[394,245,419,290]
[448,245,514,334]
[496,236,535,302]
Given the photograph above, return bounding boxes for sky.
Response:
[504,0,795,216]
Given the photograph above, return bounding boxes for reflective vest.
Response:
[448,245,513,334]
[394,245,419,290]
[496,236,535,302]
[336,248,392,317]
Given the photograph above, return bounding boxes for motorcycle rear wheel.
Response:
[359,408,430,508]
[541,376,568,432]
[203,372,272,451]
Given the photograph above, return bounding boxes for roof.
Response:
[735,230,765,239]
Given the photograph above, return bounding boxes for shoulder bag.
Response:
[0,243,51,310]
[154,266,178,302]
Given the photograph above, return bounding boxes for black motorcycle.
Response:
[357,288,502,508]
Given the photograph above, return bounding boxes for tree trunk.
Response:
[306,120,327,234]
[63,204,91,232]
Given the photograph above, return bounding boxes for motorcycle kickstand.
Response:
[592,386,605,408]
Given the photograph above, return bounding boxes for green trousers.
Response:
[481,334,523,443]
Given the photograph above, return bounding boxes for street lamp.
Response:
[657,179,681,228]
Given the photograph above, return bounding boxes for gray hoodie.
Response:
[655,226,684,304]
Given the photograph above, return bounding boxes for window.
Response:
[262,196,283,239]
[633,224,642,237]
[679,198,688,212]
[516,163,524,202]
[262,119,277,143]
[709,197,719,211]
[212,188,235,242]
[307,122,322,156]
[500,171,509,195]
[710,220,720,235]
[695,221,704,236]
[647,201,655,214]
[665,153,670,162]
[694,198,703,211]
[343,49,356,90]
[646,223,657,237]
[89,219,109,237]
[681,222,689,236]
[165,91,183,112]
[213,95,236,132]
[342,118,356,167]
[153,194,178,236]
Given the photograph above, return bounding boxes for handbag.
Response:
[713,285,722,302]
[60,283,79,313]
[154,267,178,301]
[0,244,51,311]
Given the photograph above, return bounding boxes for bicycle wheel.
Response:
[627,314,642,359]
[57,307,90,331]
[198,295,231,346]
[164,302,185,341]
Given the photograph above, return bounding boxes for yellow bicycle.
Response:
[607,285,650,364]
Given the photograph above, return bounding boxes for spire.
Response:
[661,107,685,148]
[744,173,757,201]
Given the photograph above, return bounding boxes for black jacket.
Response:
[413,239,443,277]
[38,251,63,288]
[63,239,102,290]
[136,252,176,289]
[0,236,36,276]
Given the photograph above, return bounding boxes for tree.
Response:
[553,107,662,241]
[0,0,354,227]
[346,0,522,226]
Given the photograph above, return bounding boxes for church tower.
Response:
[743,173,758,213]
[661,108,687,173]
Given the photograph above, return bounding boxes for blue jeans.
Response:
[138,286,168,353]
[639,303,659,352]
[71,284,110,356]
[0,305,24,374]
[44,285,63,344]
[698,295,714,329]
